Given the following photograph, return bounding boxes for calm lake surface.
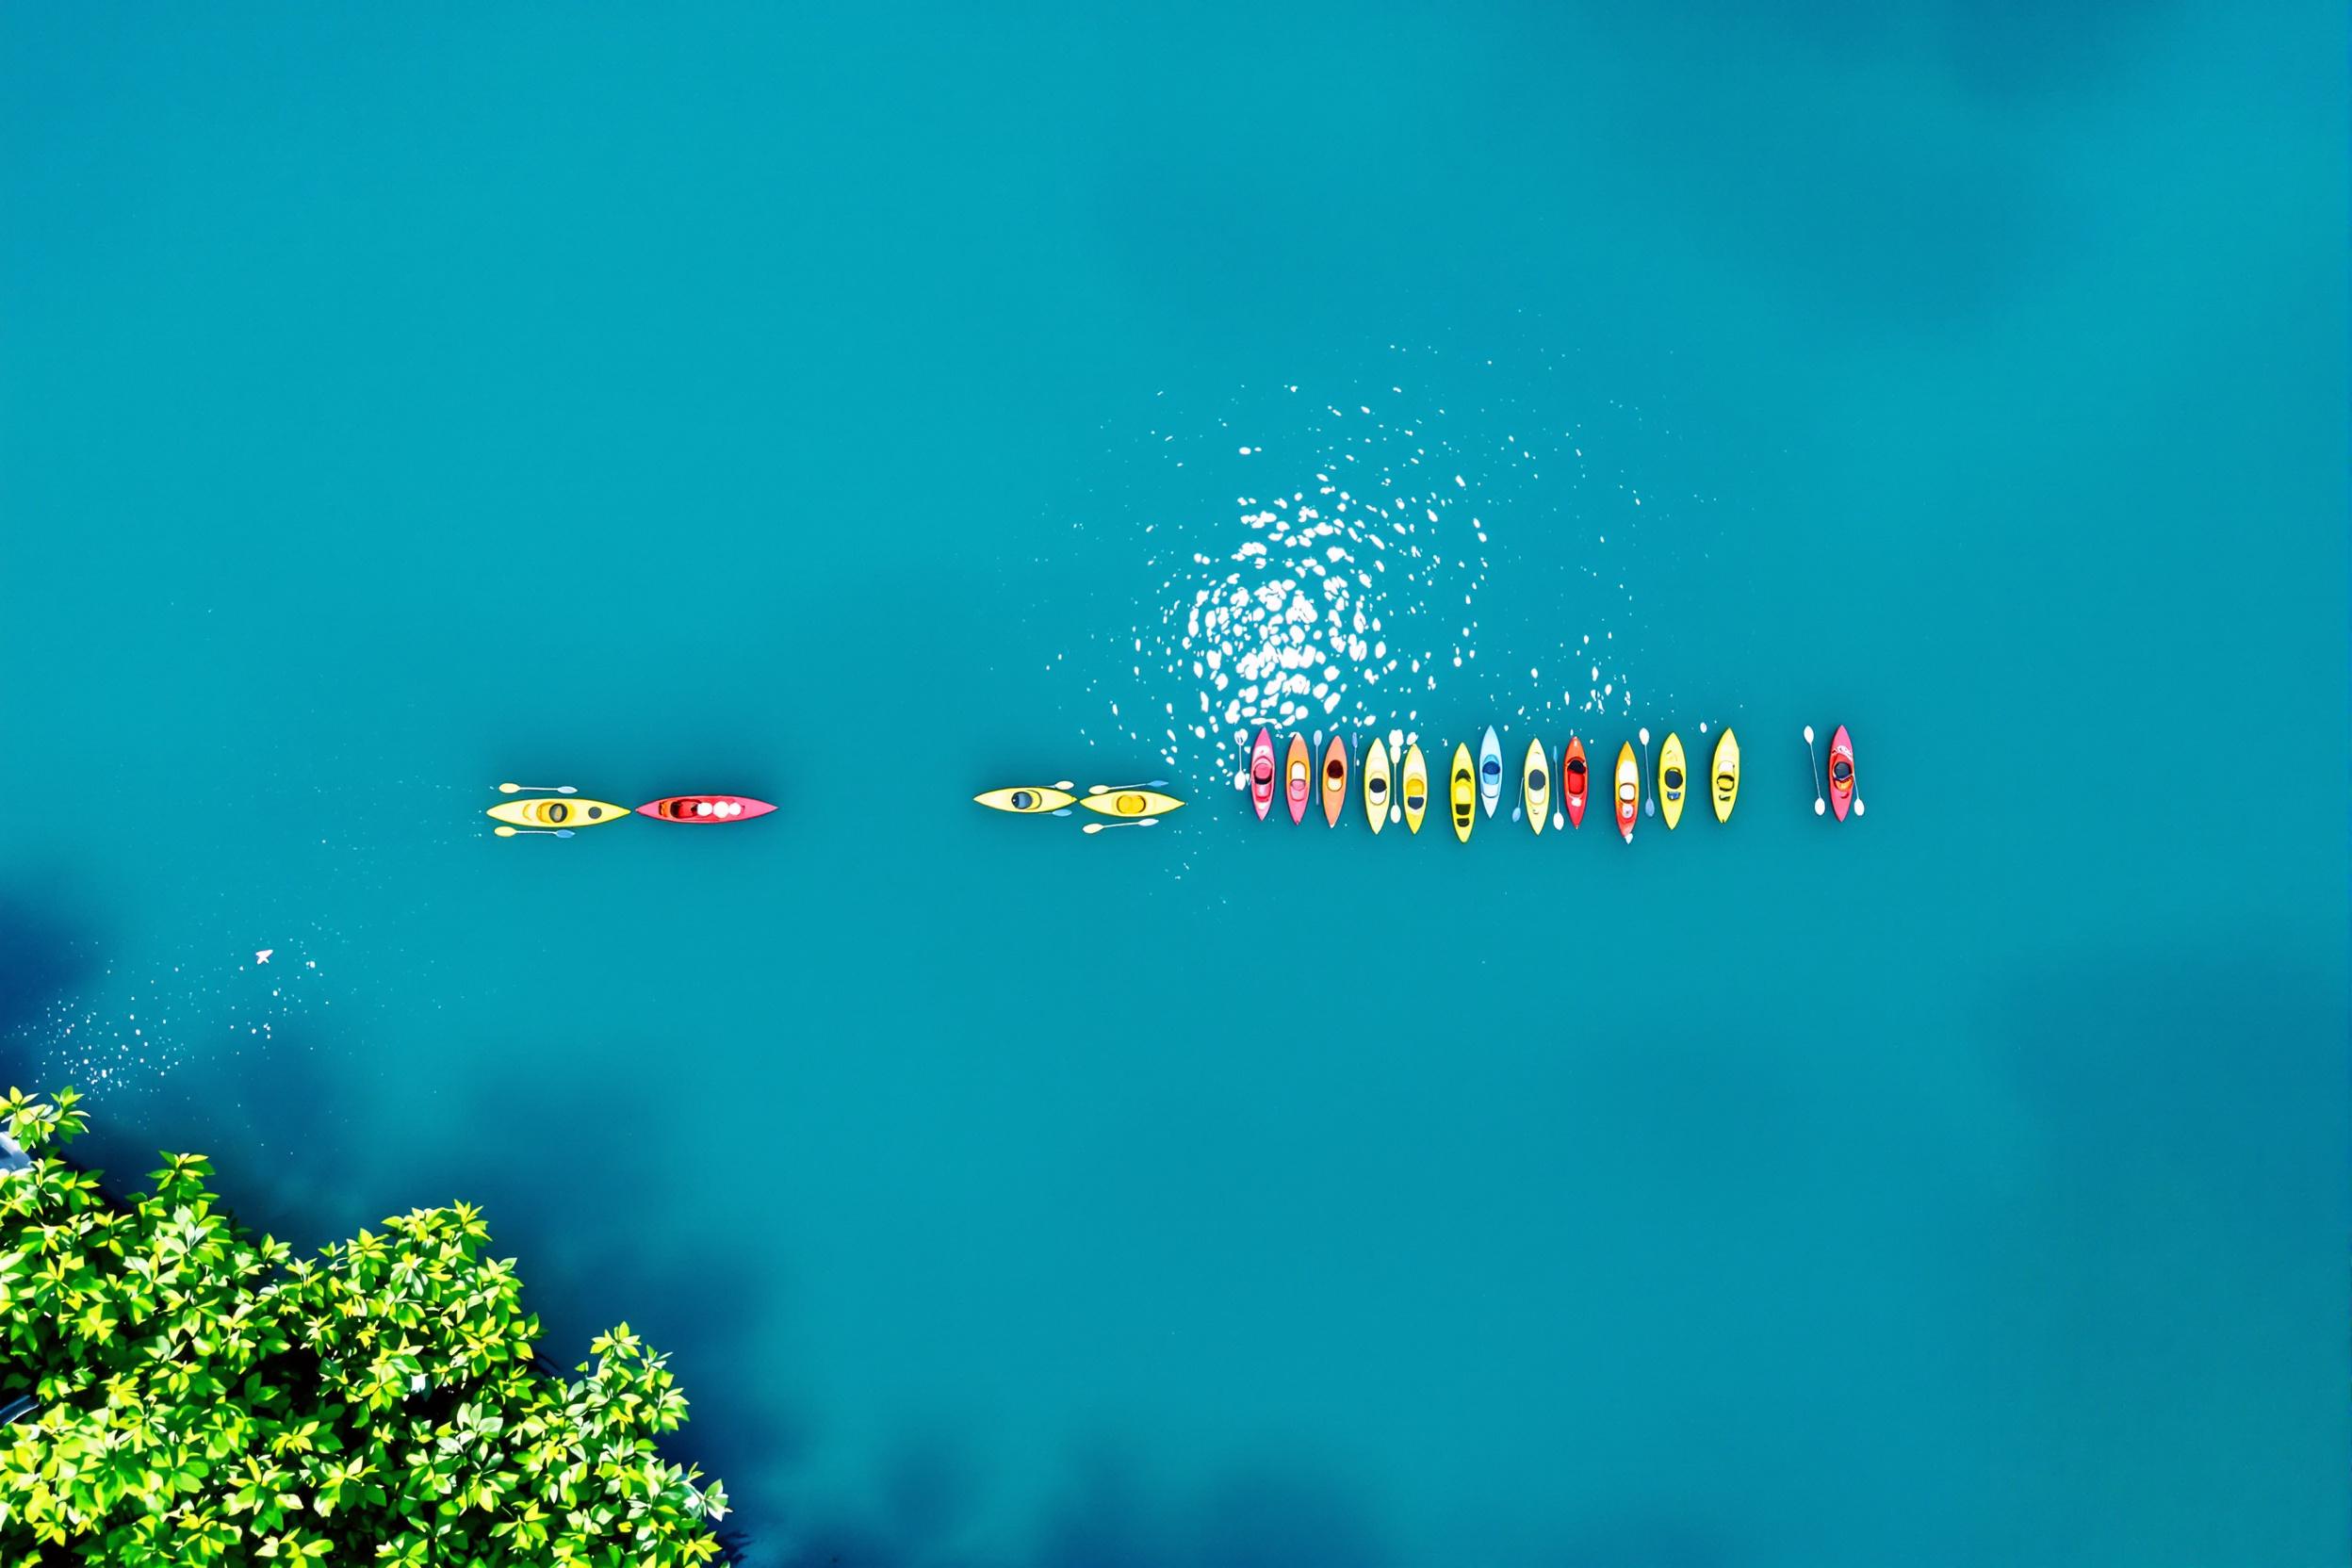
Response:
[4,6,2344,1563]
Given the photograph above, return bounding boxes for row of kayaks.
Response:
[1246,723,1858,840]
[486,793,776,831]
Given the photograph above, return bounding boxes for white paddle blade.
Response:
[1854,800,1867,817]
[1082,823,1104,834]
[1804,727,1815,743]
[1815,798,1826,815]
[1639,727,1650,744]
[495,825,517,836]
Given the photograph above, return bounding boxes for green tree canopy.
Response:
[0,1086,728,1566]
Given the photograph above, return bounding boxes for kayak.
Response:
[1830,725,1855,821]
[1478,727,1503,818]
[1449,743,1477,842]
[1402,743,1429,835]
[973,786,1075,814]
[1658,732,1687,830]
[1285,733,1312,825]
[643,794,776,823]
[1320,736,1348,827]
[1562,738,1588,828]
[1250,728,1276,820]
[1363,737,1391,835]
[1080,789,1184,818]
[488,798,629,828]
[1711,729,1740,823]
[1614,743,1639,842]
[1522,737,1549,836]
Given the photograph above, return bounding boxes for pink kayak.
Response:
[1828,727,1854,822]
[640,794,776,823]
[1250,728,1276,820]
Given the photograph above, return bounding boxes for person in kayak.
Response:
[1832,758,1853,785]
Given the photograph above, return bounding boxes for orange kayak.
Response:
[1320,737,1348,826]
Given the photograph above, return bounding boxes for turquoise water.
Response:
[5,6,2346,1564]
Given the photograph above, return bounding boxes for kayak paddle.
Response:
[1803,727,1825,816]
[1087,780,1169,793]
[493,826,575,838]
[498,782,578,794]
[1082,818,1159,833]
[1638,727,1655,816]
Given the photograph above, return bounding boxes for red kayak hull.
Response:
[1250,728,1276,820]
[640,795,776,822]
[1829,726,1854,822]
[1562,738,1587,829]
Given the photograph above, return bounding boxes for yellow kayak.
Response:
[973,786,1077,814]
[1449,743,1476,842]
[1522,737,1549,836]
[1079,789,1184,818]
[1658,731,1687,830]
[1402,743,1428,835]
[1363,738,1391,835]
[1711,729,1740,823]
[487,798,629,828]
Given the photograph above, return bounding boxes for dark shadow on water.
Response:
[0,877,98,1050]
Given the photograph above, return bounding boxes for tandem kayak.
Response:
[1711,729,1740,823]
[1522,737,1549,836]
[1320,736,1348,827]
[1829,725,1855,821]
[642,794,776,823]
[1562,737,1588,828]
[1285,733,1312,825]
[1658,732,1687,830]
[488,798,629,828]
[1250,728,1276,820]
[1450,743,1477,842]
[1080,789,1184,818]
[1478,727,1503,818]
[1614,743,1639,842]
[1364,737,1392,835]
[1402,743,1429,835]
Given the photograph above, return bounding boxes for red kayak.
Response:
[1829,726,1855,822]
[1284,733,1311,825]
[640,794,776,823]
[1561,737,1588,828]
[1250,728,1276,820]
